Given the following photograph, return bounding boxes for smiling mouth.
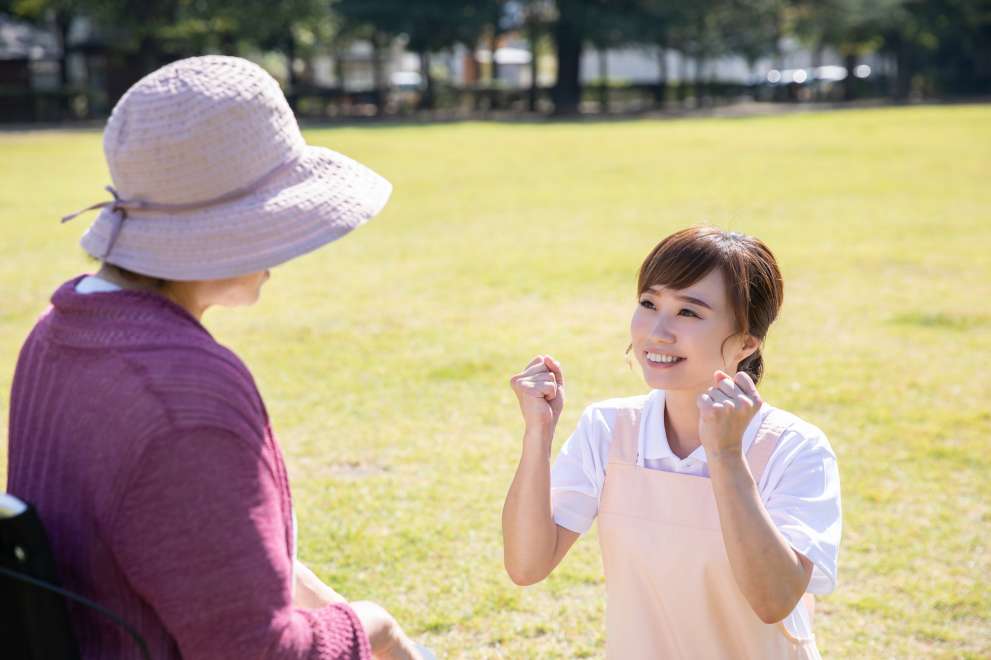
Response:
[645,351,685,365]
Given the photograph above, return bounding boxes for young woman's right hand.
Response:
[509,355,565,434]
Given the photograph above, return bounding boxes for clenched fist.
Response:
[697,370,763,460]
[509,355,566,434]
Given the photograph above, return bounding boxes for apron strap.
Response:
[607,407,642,465]
[744,408,792,485]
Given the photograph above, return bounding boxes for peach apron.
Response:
[597,407,820,659]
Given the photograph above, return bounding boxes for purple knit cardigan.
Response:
[6,276,371,660]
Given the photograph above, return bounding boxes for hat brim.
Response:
[79,145,392,281]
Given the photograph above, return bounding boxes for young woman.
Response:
[6,56,425,660]
[502,226,841,659]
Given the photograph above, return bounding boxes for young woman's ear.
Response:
[737,335,761,364]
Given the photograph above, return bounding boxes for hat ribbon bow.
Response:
[59,153,303,260]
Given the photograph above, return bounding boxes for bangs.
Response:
[637,227,732,295]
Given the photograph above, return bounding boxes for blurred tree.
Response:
[583,3,643,111]
[628,0,756,106]
[484,1,508,87]
[8,0,85,103]
[548,0,584,114]
[501,1,556,111]
[657,0,735,104]
[333,0,499,110]
[722,0,787,72]
[423,0,501,108]
[8,0,333,103]
[883,0,991,97]
[791,0,897,99]
[83,0,182,75]
[547,0,649,115]
[212,0,334,102]
[331,0,401,112]
[790,0,991,99]
[622,0,785,108]
[5,0,988,118]
[629,0,684,107]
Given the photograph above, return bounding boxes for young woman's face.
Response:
[630,267,755,393]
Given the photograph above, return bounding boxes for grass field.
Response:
[2,104,989,658]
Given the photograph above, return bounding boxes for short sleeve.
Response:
[550,406,609,534]
[760,427,842,595]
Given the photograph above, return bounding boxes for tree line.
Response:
[3,0,989,116]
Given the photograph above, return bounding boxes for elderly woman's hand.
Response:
[350,601,424,660]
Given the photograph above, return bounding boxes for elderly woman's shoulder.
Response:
[149,337,257,386]
[128,339,269,437]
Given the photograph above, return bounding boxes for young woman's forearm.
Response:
[502,430,560,585]
[708,454,813,624]
[504,356,578,585]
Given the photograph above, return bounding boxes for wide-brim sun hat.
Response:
[62,55,392,281]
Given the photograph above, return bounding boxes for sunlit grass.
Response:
[2,104,989,657]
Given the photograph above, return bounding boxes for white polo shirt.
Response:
[551,389,842,597]
[76,275,122,294]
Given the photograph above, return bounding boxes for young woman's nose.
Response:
[649,314,677,343]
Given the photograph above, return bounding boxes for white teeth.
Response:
[646,352,681,364]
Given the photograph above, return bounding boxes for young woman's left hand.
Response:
[697,370,763,460]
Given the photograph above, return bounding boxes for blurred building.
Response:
[0,14,118,122]
[0,15,59,121]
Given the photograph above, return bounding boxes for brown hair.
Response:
[636,226,784,383]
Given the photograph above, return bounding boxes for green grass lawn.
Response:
[2,105,989,658]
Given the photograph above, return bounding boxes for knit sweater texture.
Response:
[6,276,371,660]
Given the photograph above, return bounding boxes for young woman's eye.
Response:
[678,308,700,318]
[639,299,656,310]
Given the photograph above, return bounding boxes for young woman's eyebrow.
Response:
[646,287,713,310]
[675,294,712,310]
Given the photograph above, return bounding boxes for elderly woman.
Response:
[6,56,422,660]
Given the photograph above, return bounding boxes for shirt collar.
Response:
[47,275,212,348]
[638,388,773,465]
